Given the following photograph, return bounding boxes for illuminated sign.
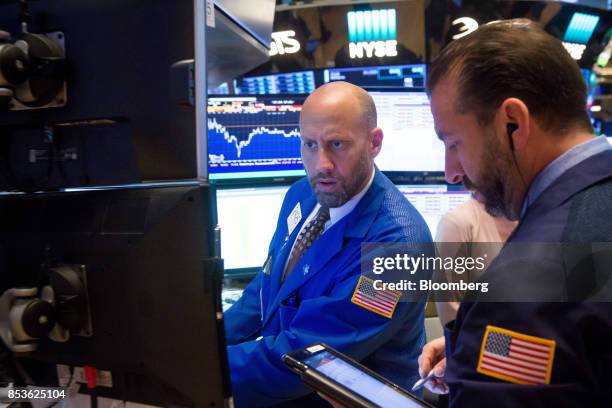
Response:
[269,30,301,56]
[560,12,600,61]
[563,12,600,44]
[451,17,479,40]
[347,9,397,59]
[563,42,587,60]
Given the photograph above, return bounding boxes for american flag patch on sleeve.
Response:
[351,276,401,319]
[477,325,556,385]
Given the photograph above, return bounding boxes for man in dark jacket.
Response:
[418,19,612,406]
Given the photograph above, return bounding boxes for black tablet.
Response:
[283,343,434,408]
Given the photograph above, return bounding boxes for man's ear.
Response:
[370,127,383,158]
[497,98,530,151]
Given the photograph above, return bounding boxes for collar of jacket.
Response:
[522,149,612,223]
[341,167,387,238]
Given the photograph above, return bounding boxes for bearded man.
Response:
[224,81,432,407]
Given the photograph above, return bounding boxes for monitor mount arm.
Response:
[0,265,92,353]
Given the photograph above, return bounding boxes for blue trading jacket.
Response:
[445,149,612,407]
[224,169,432,407]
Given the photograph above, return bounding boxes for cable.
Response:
[507,123,530,215]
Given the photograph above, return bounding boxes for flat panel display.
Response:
[323,64,426,89]
[237,71,317,94]
[208,96,307,180]
[371,91,444,173]
[217,186,289,269]
[397,184,471,237]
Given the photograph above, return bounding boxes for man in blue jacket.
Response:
[417,19,612,406]
[224,81,432,407]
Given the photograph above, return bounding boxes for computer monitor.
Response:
[237,71,317,94]
[208,91,443,181]
[397,184,471,237]
[371,91,445,174]
[208,95,307,181]
[323,64,426,89]
[217,185,289,271]
[0,183,231,407]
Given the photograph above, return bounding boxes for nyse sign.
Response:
[349,40,398,59]
[347,9,398,59]
[269,30,301,56]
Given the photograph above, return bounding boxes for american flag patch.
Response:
[351,276,401,319]
[477,325,555,385]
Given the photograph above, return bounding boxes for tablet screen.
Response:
[305,351,425,407]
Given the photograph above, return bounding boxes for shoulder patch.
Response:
[477,325,556,385]
[351,276,401,319]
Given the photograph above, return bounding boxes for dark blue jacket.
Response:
[224,169,432,407]
[446,149,612,407]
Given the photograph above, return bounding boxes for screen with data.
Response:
[371,91,444,173]
[323,64,426,89]
[305,350,426,408]
[217,186,289,270]
[237,71,317,94]
[208,96,307,180]
[398,185,471,237]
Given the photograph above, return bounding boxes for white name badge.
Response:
[287,202,302,236]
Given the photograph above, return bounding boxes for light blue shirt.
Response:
[521,136,612,218]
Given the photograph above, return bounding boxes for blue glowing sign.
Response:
[347,9,396,43]
[563,12,600,44]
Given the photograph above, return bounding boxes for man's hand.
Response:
[417,336,449,394]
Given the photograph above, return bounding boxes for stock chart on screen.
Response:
[371,90,445,173]
[323,64,426,89]
[208,96,307,180]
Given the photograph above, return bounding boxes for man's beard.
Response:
[309,157,371,208]
[465,129,519,220]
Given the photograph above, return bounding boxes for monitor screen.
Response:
[217,186,289,270]
[208,96,307,181]
[237,71,317,94]
[371,91,444,173]
[397,184,471,237]
[0,183,230,407]
[305,350,425,408]
[323,64,426,89]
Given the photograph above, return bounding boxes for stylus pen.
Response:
[411,369,437,392]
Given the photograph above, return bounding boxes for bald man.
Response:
[224,82,432,407]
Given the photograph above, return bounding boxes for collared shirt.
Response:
[521,136,612,218]
[285,167,376,266]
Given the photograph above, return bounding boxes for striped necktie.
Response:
[282,206,330,282]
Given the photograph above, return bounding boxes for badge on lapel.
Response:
[287,202,302,236]
[477,325,556,385]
